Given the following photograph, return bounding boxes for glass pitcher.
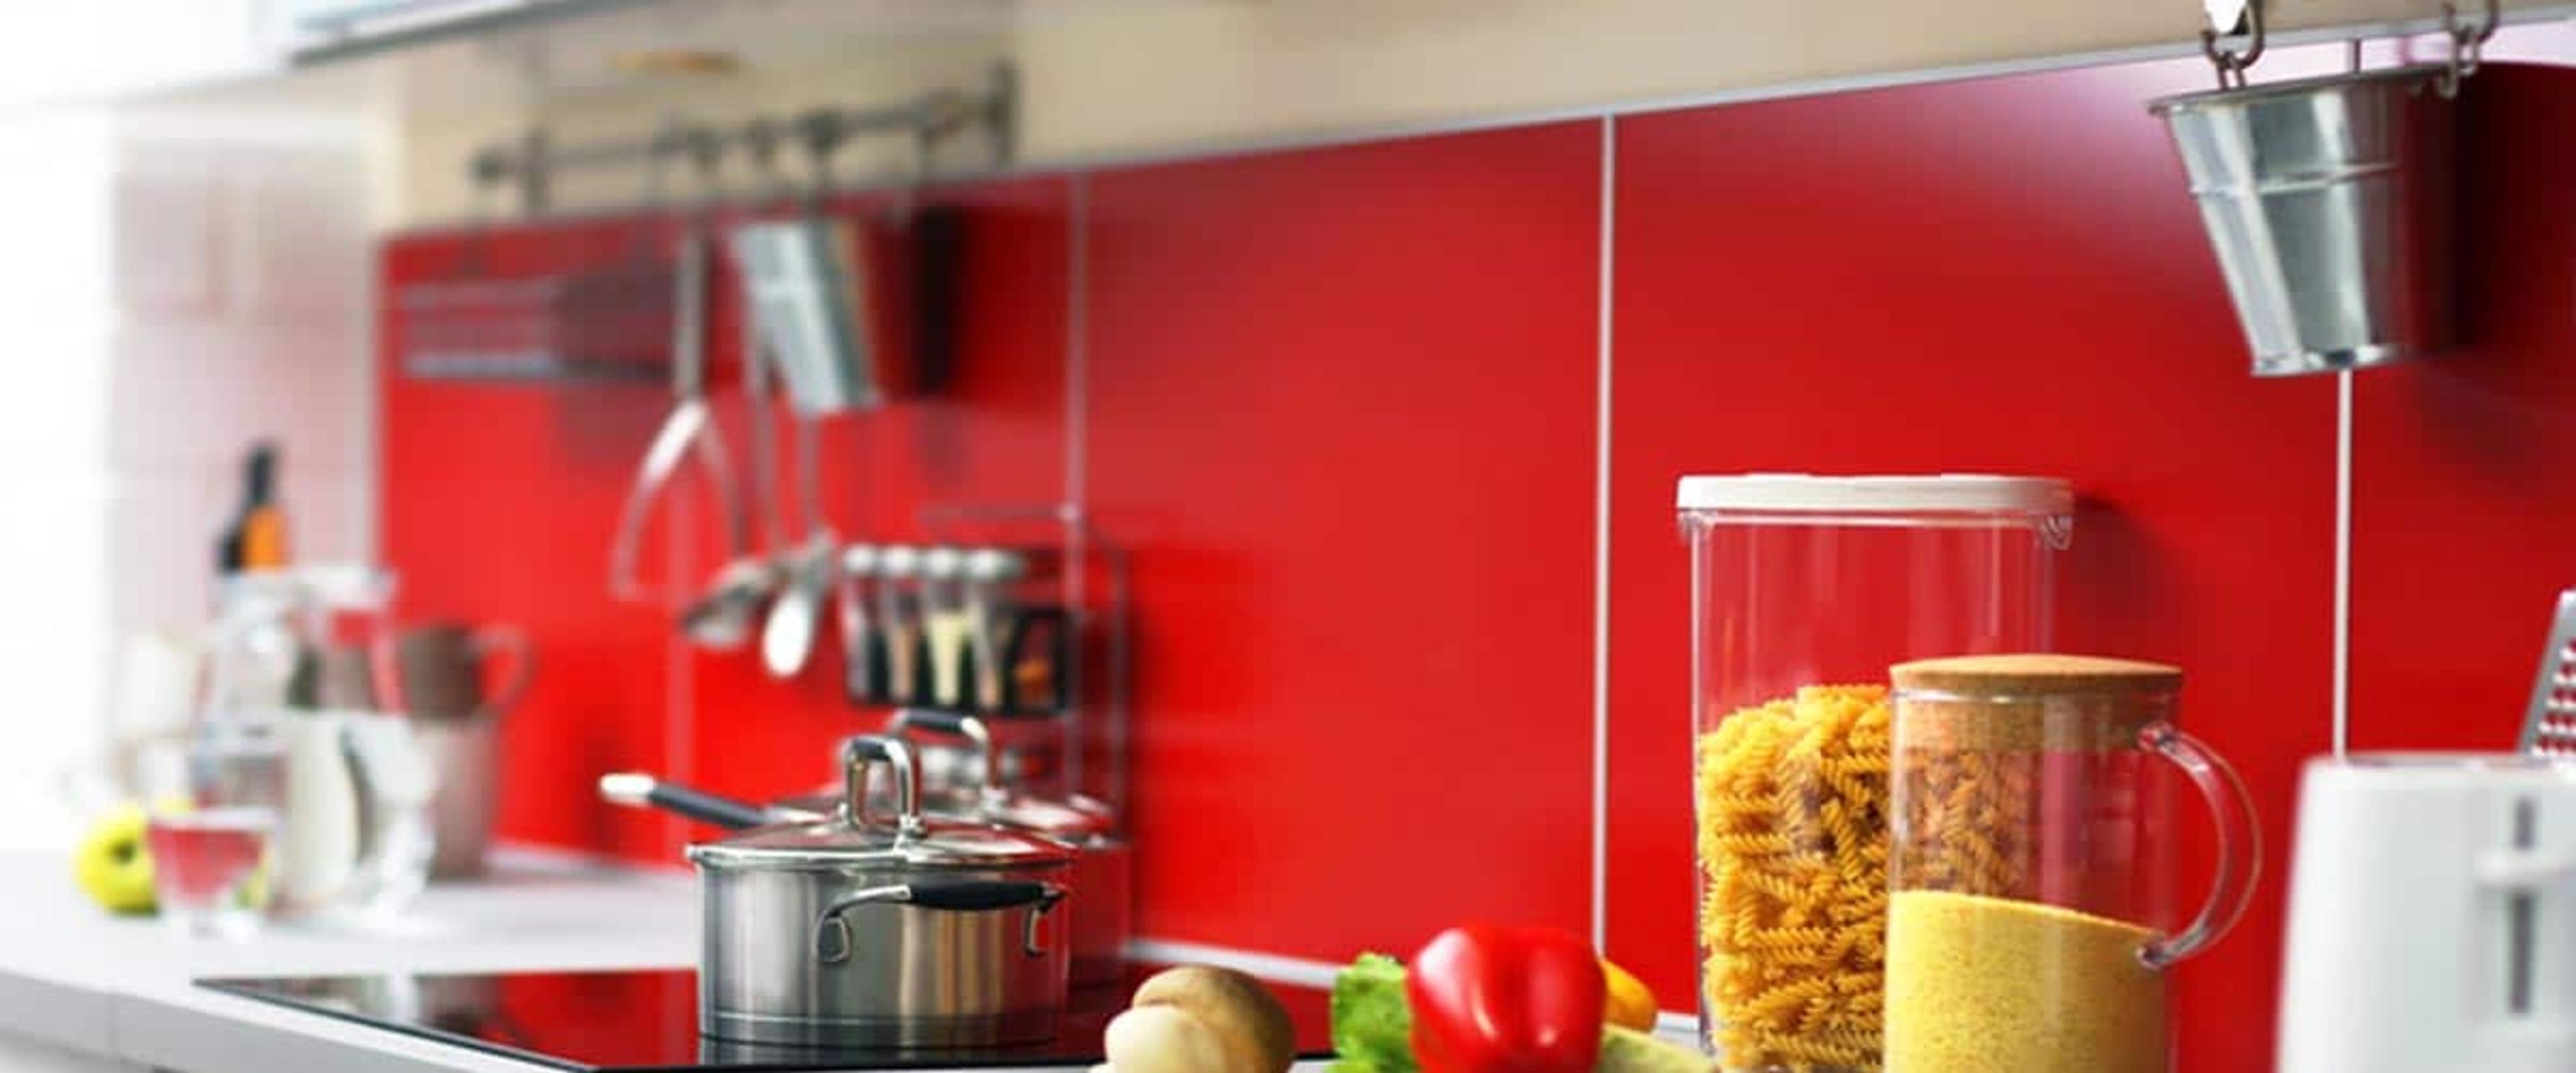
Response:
[1883,655,2259,1073]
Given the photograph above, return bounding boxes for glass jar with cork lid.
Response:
[1882,655,2261,1073]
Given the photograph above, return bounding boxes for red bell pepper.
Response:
[1405,923,1607,1073]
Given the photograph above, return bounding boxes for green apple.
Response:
[74,803,156,915]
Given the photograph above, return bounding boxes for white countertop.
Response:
[0,846,700,1073]
[0,847,1337,1073]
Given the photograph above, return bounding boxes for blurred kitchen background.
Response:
[17,4,2576,1072]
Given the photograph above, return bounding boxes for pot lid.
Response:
[688,809,1075,870]
[688,734,1076,870]
[977,791,1116,840]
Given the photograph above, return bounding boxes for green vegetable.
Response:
[1330,953,1417,1073]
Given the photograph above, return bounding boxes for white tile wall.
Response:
[0,116,388,851]
[107,125,378,640]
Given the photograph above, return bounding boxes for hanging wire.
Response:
[2202,0,2267,89]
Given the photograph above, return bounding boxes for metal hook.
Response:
[513,128,550,217]
[2439,0,2502,98]
[794,109,846,216]
[2201,0,2267,90]
[643,115,686,209]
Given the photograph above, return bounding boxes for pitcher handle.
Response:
[2138,721,2261,968]
[470,626,537,720]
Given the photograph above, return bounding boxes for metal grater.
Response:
[2519,589,2576,756]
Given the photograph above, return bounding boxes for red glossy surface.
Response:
[382,216,700,863]
[1605,64,2335,1072]
[2350,64,2576,757]
[1085,125,1601,956]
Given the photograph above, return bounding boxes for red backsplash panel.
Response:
[1605,64,2336,1070]
[1083,124,1603,956]
[382,216,704,863]
[2351,65,2576,755]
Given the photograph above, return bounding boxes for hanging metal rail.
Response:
[468,62,1016,213]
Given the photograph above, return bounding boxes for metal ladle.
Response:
[680,126,795,648]
[761,407,839,677]
[607,118,748,604]
[755,119,864,679]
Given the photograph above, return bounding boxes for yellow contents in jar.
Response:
[1883,890,2165,1073]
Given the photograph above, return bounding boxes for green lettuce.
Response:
[1328,952,1416,1073]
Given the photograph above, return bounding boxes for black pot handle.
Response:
[597,773,776,831]
[894,709,977,738]
[813,881,1067,963]
[908,879,1057,911]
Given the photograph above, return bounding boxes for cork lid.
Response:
[1890,654,2182,697]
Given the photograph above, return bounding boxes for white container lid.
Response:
[1675,473,2072,516]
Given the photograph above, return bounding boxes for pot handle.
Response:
[813,881,1068,963]
[843,734,926,838]
[893,710,1000,799]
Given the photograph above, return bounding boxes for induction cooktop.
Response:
[199,965,1336,1071]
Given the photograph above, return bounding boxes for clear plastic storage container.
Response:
[1678,474,2072,1071]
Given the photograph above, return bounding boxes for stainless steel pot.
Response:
[895,710,1132,986]
[686,735,1076,1048]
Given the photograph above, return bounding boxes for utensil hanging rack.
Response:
[469,63,1015,215]
[396,64,1012,386]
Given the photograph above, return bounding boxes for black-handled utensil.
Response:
[598,772,802,830]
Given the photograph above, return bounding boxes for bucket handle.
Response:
[2439,0,2502,99]
[2200,0,2267,90]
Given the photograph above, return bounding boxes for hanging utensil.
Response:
[732,112,877,416]
[730,111,954,416]
[761,408,839,678]
[839,543,884,703]
[598,771,824,830]
[751,119,868,679]
[680,133,796,648]
[872,544,928,705]
[607,118,750,603]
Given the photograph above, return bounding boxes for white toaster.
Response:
[2277,754,2576,1072]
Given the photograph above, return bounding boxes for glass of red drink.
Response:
[146,807,276,940]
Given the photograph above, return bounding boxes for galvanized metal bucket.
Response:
[2151,64,2457,377]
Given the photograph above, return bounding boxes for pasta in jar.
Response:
[1694,685,1890,1072]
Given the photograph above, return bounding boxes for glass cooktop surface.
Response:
[199,964,1336,1071]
